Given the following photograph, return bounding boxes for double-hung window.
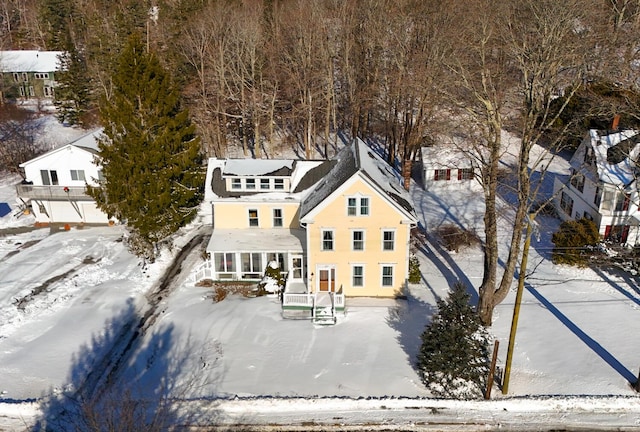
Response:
[273,208,283,227]
[352,265,364,287]
[560,192,573,216]
[248,209,259,227]
[231,178,242,190]
[352,230,364,251]
[347,196,370,216]
[322,230,334,251]
[260,179,270,190]
[382,230,395,251]
[274,179,285,190]
[245,178,256,190]
[570,169,585,193]
[381,265,394,287]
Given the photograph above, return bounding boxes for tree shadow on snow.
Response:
[33,298,226,431]
[591,266,640,308]
[526,284,637,385]
[386,290,437,371]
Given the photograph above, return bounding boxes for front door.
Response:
[318,266,336,292]
[290,254,304,281]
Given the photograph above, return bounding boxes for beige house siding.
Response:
[304,176,411,297]
[212,201,301,229]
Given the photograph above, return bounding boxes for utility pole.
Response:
[502,214,534,395]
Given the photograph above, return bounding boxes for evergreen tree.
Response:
[39,0,74,50]
[552,218,600,267]
[88,34,205,260]
[416,282,489,399]
[54,33,92,126]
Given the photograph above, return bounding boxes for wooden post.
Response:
[502,214,534,395]
[485,340,500,400]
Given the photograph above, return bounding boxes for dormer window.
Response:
[274,179,284,190]
[260,179,270,190]
[584,147,596,165]
[245,178,256,190]
[231,178,242,190]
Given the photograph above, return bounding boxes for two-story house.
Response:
[0,51,62,100]
[198,138,418,323]
[552,129,640,246]
[16,129,111,225]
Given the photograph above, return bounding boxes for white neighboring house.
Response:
[16,129,111,224]
[552,129,640,246]
[421,145,475,188]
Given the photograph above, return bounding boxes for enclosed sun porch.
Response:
[192,228,344,323]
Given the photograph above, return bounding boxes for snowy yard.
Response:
[1,126,640,429]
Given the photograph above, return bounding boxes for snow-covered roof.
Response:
[19,128,103,167]
[421,145,471,168]
[206,228,305,253]
[587,129,640,187]
[223,159,294,177]
[300,138,417,220]
[205,158,327,200]
[0,51,63,73]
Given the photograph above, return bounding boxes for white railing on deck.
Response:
[283,293,314,308]
[333,292,345,308]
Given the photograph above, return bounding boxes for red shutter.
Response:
[446,169,451,180]
[457,169,462,180]
[604,225,611,240]
[434,169,439,181]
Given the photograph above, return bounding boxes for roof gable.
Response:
[19,128,103,167]
[300,138,417,221]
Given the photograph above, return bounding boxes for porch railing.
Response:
[16,184,93,201]
[191,260,213,283]
[282,292,314,308]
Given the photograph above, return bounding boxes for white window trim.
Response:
[248,208,259,227]
[346,194,371,217]
[351,229,365,251]
[273,208,283,228]
[381,229,396,251]
[351,264,365,288]
[380,264,394,287]
[321,229,335,251]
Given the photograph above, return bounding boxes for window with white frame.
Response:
[322,230,334,251]
[245,178,256,190]
[44,86,53,97]
[19,86,24,97]
[248,209,259,227]
[382,230,395,251]
[615,191,631,212]
[347,196,370,216]
[570,169,585,193]
[40,169,58,185]
[70,169,86,181]
[594,186,602,207]
[352,265,364,287]
[434,169,450,181]
[458,168,474,180]
[28,86,34,96]
[34,73,49,79]
[260,178,270,190]
[13,73,19,82]
[352,230,364,251]
[231,178,242,190]
[267,252,287,271]
[381,265,394,287]
[21,72,27,81]
[273,208,283,227]
[214,252,236,275]
[274,178,284,190]
[560,191,573,216]
[240,252,262,278]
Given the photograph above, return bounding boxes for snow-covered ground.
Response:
[1,120,640,430]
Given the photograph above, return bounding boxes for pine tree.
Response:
[88,34,205,260]
[39,0,74,50]
[54,33,92,126]
[416,282,489,399]
[551,218,600,267]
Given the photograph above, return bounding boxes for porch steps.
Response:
[313,292,337,325]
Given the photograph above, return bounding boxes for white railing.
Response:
[191,260,213,283]
[16,184,93,200]
[282,293,314,308]
[333,292,345,308]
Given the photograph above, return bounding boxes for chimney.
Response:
[612,114,621,131]
[402,159,411,191]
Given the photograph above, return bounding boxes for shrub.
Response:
[416,281,489,399]
[552,218,600,267]
[436,224,480,252]
[408,255,421,283]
